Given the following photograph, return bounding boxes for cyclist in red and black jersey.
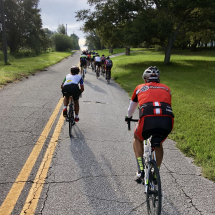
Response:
[125,66,174,181]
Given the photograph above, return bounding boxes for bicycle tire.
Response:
[96,67,99,78]
[107,70,110,84]
[146,160,162,215]
[68,103,75,137]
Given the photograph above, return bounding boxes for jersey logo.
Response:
[138,86,149,94]
[66,80,72,83]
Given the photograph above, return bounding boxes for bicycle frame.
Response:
[144,139,157,193]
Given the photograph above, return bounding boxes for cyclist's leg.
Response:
[74,100,79,114]
[63,96,69,106]
[133,133,144,160]
[80,64,83,75]
[98,62,101,72]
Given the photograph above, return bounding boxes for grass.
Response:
[0,51,73,87]
[94,48,145,57]
[110,49,215,181]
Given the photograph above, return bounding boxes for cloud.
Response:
[39,0,90,39]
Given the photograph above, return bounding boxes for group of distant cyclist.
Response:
[80,50,113,79]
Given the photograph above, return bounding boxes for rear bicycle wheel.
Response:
[96,67,99,78]
[107,70,110,84]
[146,160,162,215]
[68,103,75,137]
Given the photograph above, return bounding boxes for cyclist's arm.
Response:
[79,77,84,92]
[61,77,66,89]
[127,100,138,118]
[80,85,84,92]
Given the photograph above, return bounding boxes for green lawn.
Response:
[110,49,215,181]
[0,51,73,87]
[95,48,145,57]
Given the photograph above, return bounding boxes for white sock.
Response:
[75,115,79,118]
[64,106,67,109]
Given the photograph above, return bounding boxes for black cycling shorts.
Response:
[80,62,86,67]
[106,66,112,71]
[62,84,81,101]
[95,62,101,67]
[135,116,173,142]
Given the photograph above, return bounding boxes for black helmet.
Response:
[102,54,104,56]
[106,56,110,59]
[70,66,79,74]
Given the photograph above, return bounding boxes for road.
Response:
[0,50,214,215]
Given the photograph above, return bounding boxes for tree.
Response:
[84,30,102,50]
[57,24,66,35]
[3,0,45,53]
[70,33,80,50]
[52,34,73,51]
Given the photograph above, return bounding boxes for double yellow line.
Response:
[0,98,64,215]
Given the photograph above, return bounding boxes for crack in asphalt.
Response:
[162,162,203,215]
[127,201,147,215]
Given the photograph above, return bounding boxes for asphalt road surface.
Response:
[0,51,214,215]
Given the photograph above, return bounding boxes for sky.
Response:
[38,0,91,50]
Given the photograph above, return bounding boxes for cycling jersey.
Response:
[129,82,174,141]
[63,74,83,87]
[131,82,171,105]
[101,57,106,64]
[80,54,87,63]
[95,56,101,62]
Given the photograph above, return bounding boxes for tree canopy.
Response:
[76,0,215,64]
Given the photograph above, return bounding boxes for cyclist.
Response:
[87,52,91,67]
[80,51,87,76]
[101,54,106,73]
[61,66,84,122]
[104,56,113,80]
[125,66,174,182]
[91,53,96,70]
[94,54,101,74]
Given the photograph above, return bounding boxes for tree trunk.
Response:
[205,43,207,48]
[190,42,197,51]
[163,24,181,65]
[164,37,174,65]
[109,47,113,53]
[125,46,130,55]
[211,40,213,47]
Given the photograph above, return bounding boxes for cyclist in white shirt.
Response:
[94,54,101,74]
[61,66,84,122]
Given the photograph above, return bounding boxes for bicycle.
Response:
[87,60,90,68]
[81,66,86,81]
[127,118,162,215]
[95,65,100,78]
[101,64,105,77]
[66,96,75,137]
[106,68,111,84]
[91,61,95,71]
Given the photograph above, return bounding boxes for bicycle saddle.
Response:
[151,134,164,147]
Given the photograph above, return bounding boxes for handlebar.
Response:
[127,119,138,131]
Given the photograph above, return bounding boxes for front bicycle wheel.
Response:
[68,103,75,137]
[146,160,162,215]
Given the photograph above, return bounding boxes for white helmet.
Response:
[143,66,160,82]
